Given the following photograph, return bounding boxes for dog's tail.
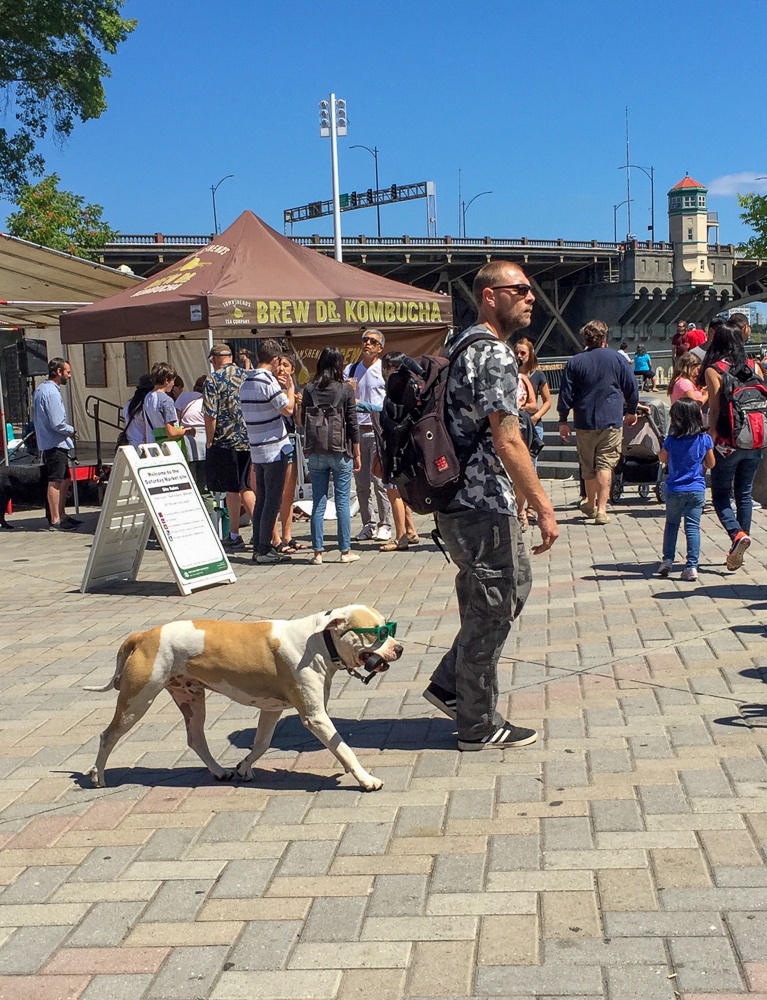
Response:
[83,633,141,693]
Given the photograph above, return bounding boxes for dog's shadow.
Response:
[68,765,357,792]
[69,717,456,792]
[227,714,456,754]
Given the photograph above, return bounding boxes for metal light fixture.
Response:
[319,94,347,261]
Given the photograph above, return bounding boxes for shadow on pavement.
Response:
[68,765,361,792]
[228,715,456,754]
[715,704,767,728]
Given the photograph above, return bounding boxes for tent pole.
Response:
[0,358,8,466]
[207,329,214,369]
[60,342,80,514]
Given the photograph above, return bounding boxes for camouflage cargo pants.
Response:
[431,507,532,742]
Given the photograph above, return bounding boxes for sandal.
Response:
[406,533,420,544]
[380,538,409,552]
[283,539,308,551]
[275,541,297,554]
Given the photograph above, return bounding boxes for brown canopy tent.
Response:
[60,210,453,362]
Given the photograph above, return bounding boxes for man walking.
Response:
[33,357,79,531]
[203,343,255,551]
[423,261,558,750]
[239,339,295,565]
[344,329,392,541]
[558,320,638,525]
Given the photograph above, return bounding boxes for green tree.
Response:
[7,173,116,259]
[0,0,137,197]
[738,193,767,258]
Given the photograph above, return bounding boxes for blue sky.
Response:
[2,0,767,246]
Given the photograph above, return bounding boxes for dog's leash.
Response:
[322,630,389,685]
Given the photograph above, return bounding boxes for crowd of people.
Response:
[558,310,766,581]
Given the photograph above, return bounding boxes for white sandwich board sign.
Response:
[81,442,236,596]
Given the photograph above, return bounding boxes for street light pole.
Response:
[462,190,492,237]
[211,174,234,234]
[350,145,381,238]
[613,198,633,242]
[619,164,655,243]
[320,94,347,262]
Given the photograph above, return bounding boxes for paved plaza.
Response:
[1,480,767,1000]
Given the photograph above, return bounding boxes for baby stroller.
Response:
[610,401,669,504]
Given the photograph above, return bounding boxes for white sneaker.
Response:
[373,525,392,542]
[356,523,375,541]
[340,552,360,563]
[753,500,763,510]
[311,554,323,565]
[657,558,673,577]
[680,566,698,581]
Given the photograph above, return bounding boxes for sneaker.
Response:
[356,523,375,541]
[50,520,77,531]
[340,552,360,563]
[591,511,610,525]
[63,516,82,526]
[254,549,291,565]
[223,534,245,551]
[657,558,673,578]
[753,500,763,510]
[311,554,323,565]
[458,721,538,752]
[373,525,392,542]
[726,531,751,571]
[581,505,597,519]
[423,682,457,721]
[681,566,698,581]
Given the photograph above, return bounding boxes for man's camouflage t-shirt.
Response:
[444,324,519,515]
[202,363,249,450]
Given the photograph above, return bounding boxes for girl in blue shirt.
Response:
[657,398,715,582]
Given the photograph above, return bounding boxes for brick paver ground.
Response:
[1,480,767,999]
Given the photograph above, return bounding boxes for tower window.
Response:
[700,259,705,271]
[687,228,693,240]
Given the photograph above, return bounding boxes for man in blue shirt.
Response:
[33,357,78,531]
[558,320,638,525]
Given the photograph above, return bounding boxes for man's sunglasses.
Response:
[342,622,397,642]
[361,336,383,345]
[489,284,534,297]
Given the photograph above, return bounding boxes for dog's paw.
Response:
[358,773,384,792]
[213,768,236,782]
[88,766,104,788]
[235,761,254,781]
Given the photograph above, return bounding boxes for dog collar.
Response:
[322,629,385,685]
[322,629,344,666]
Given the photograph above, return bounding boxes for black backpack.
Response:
[379,332,497,514]
[714,359,767,450]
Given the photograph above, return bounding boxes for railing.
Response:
[102,233,739,255]
[84,395,123,471]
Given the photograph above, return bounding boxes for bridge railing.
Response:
[103,234,690,253]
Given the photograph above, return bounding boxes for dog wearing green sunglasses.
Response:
[86,604,403,792]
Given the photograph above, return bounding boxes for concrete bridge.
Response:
[100,233,767,358]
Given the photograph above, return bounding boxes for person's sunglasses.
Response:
[341,622,398,642]
[362,336,382,345]
[490,283,534,297]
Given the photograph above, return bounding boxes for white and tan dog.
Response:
[86,605,402,792]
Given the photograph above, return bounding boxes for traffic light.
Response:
[367,189,374,203]
[350,191,358,208]
[391,184,398,200]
